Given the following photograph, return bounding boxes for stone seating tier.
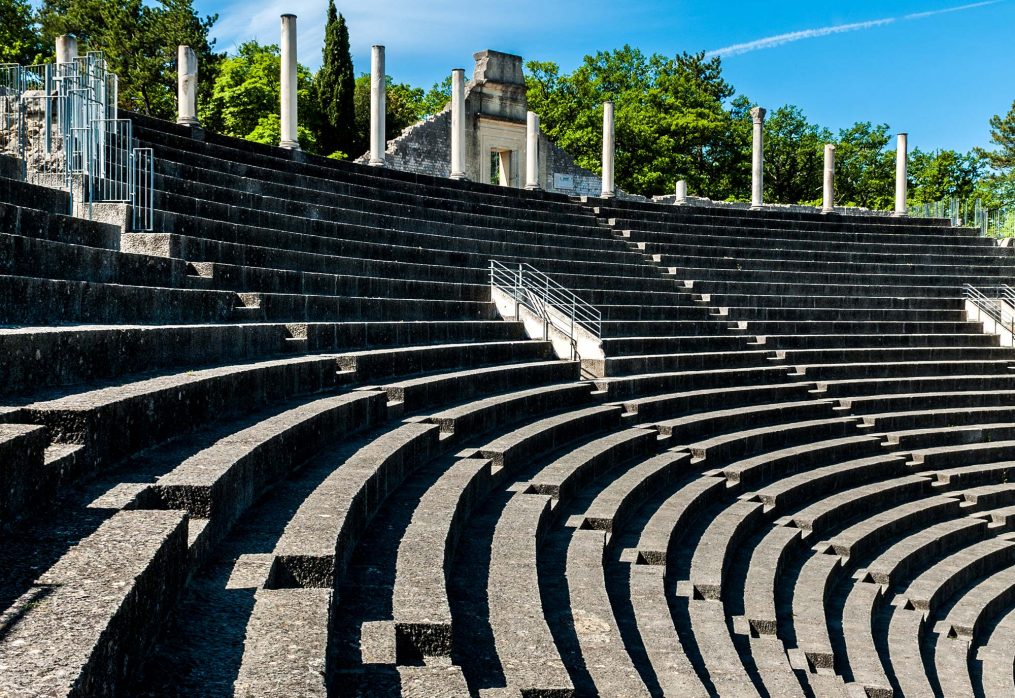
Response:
[4,112,1015,696]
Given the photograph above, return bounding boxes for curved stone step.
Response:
[0,510,188,696]
[567,529,650,697]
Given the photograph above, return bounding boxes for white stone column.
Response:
[750,106,766,209]
[895,133,908,216]
[449,68,466,180]
[822,144,835,213]
[55,34,78,65]
[601,101,615,199]
[369,45,386,167]
[525,111,540,190]
[675,179,687,205]
[279,14,299,150]
[177,46,199,126]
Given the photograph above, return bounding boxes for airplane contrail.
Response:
[705,0,1001,58]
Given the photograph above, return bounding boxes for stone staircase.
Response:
[1,113,1015,697]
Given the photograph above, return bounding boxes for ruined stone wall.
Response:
[542,138,601,197]
[354,109,452,178]
[358,113,647,200]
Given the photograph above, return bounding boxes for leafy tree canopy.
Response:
[38,0,219,118]
[0,0,45,65]
[200,41,319,152]
[316,1,356,158]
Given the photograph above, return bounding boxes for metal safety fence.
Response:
[0,54,154,230]
[911,197,1015,239]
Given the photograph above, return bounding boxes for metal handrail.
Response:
[1001,284,1015,309]
[490,260,602,359]
[964,283,1015,345]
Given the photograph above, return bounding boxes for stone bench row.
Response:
[630,233,1013,265]
[1,388,388,694]
[128,229,673,295]
[146,188,645,274]
[615,216,991,253]
[780,345,1013,366]
[700,292,965,311]
[130,117,588,218]
[762,331,1000,351]
[254,402,619,692]
[0,510,188,697]
[590,197,955,229]
[0,175,70,216]
[663,251,1015,279]
[0,350,587,694]
[671,263,1015,289]
[236,290,497,324]
[382,386,603,660]
[597,202,973,234]
[685,277,976,299]
[839,388,1015,414]
[0,321,529,398]
[815,373,1015,401]
[615,401,1015,691]
[738,320,985,339]
[0,273,242,326]
[0,343,567,518]
[602,334,758,359]
[150,164,607,242]
[726,305,967,322]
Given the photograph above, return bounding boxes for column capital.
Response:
[750,106,766,124]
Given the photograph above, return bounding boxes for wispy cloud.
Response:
[706,0,1001,58]
[210,0,558,69]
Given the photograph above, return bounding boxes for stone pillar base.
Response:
[279,139,300,150]
[450,173,468,181]
[525,184,542,191]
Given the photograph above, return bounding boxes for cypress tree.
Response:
[317,0,356,157]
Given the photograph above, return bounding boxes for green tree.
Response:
[974,101,1015,208]
[977,100,1015,172]
[200,41,319,152]
[351,73,427,156]
[526,47,745,198]
[763,105,831,205]
[833,122,895,210]
[418,76,452,118]
[0,0,44,65]
[38,0,218,118]
[315,1,355,158]
[908,149,980,204]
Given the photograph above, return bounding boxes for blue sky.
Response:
[201,0,1013,153]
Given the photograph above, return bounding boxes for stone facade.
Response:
[358,49,642,198]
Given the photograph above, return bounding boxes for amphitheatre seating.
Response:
[977,604,1015,698]
[7,112,1015,697]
